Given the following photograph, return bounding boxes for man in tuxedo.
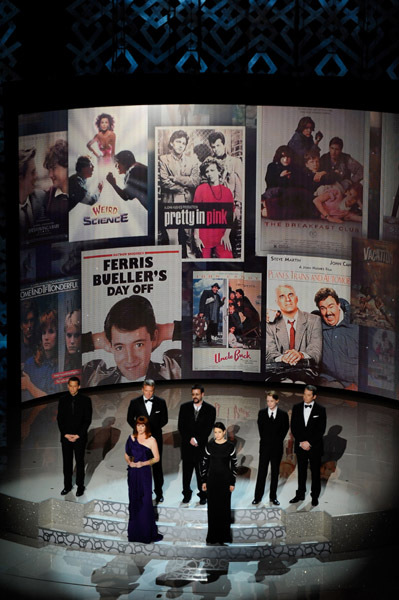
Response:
[178,384,216,504]
[252,390,289,506]
[127,378,168,503]
[57,376,92,497]
[289,384,327,507]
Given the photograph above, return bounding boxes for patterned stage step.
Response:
[38,526,331,560]
[83,513,286,543]
[88,499,283,524]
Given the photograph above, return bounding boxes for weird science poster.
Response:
[81,245,181,387]
[68,105,148,242]
[156,126,245,261]
[256,105,367,259]
[192,270,261,373]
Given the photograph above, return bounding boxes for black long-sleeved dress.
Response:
[201,439,238,544]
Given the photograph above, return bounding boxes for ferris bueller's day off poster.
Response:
[81,245,181,387]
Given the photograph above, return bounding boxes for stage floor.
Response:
[1,382,398,599]
[3,382,399,516]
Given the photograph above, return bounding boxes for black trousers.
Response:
[254,446,282,501]
[61,439,86,489]
[206,320,218,343]
[152,437,164,496]
[182,446,204,498]
[295,449,322,499]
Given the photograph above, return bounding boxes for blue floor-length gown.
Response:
[125,436,163,543]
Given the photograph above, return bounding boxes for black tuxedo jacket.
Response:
[57,391,92,442]
[257,407,289,455]
[127,394,168,442]
[178,400,216,457]
[290,401,326,455]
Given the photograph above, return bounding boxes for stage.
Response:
[0,382,398,598]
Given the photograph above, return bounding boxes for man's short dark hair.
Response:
[304,148,320,162]
[104,295,156,343]
[236,288,244,297]
[208,131,225,146]
[68,376,80,385]
[304,384,317,395]
[266,390,279,400]
[75,155,92,173]
[168,130,189,147]
[115,150,136,169]
[314,287,339,306]
[192,383,204,393]
[43,139,68,169]
[329,137,343,149]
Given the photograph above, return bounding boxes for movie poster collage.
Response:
[18,104,399,402]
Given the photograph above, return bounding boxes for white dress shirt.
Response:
[303,401,314,425]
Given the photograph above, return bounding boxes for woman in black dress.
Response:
[201,422,238,545]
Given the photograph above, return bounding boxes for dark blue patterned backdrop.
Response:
[2,1,398,81]
[0,0,398,453]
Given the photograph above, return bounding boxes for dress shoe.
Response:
[155,495,164,503]
[182,495,192,503]
[270,498,280,506]
[289,495,305,503]
[61,488,72,495]
[76,486,85,497]
[199,497,207,505]
[252,499,260,505]
[311,498,319,507]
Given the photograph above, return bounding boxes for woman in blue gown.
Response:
[124,416,163,543]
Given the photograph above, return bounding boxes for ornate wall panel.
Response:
[57,1,399,78]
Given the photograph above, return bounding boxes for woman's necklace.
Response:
[208,182,223,201]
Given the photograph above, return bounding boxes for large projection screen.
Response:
[17,103,398,402]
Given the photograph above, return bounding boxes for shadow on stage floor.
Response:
[0,382,398,599]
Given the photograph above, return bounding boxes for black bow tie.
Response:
[145,398,153,403]
[304,404,312,408]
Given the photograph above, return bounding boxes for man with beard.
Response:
[178,384,216,504]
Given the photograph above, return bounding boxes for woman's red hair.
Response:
[133,415,151,438]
